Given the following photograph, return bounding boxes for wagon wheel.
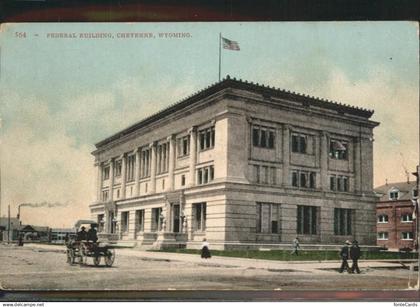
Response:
[93,256,101,266]
[104,249,115,267]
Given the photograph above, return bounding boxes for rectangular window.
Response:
[401,232,414,240]
[292,170,316,189]
[101,190,109,201]
[97,214,104,232]
[126,155,136,182]
[291,133,307,154]
[199,126,215,151]
[334,208,353,235]
[177,135,190,157]
[102,166,110,180]
[193,203,206,231]
[297,205,318,235]
[151,208,162,232]
[256,203,280,234]
[330,175,349,192]
[121,211,129,233]
[252,125,275,149]
[135,210,145,232]
[330,176,336,191]
[140,148,151,178]
[197,165,214,185]
[401,214,413,223]
[389,191,399,200]
[157,142,169,174]
[181,175,186,186]
[114,160,122,177]
[329,139,348,160]
[377,215,389,223]
[377,232,389,240]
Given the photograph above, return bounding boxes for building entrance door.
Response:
[172,204,180,233]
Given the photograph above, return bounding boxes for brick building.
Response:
[375,181,418,251]
[90,76,379,250]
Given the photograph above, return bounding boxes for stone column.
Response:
[282,125,290,187]
[104,210,110,233]
[134,149,141,196]
[320,132,329,191]
[188,126,198,187]
[149,142,157,193]
[167,134,176,191]
[109,158,115,201]
[95,162,102,202]
[121,154,127,199]
[128,210,136,239]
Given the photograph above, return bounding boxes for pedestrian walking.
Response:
[201,238,211,259]
[291,237,300,256]
[350,240,361,274]
[339,240,352,273]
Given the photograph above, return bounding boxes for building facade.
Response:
[375,181,418,251]
[90,76,379,250]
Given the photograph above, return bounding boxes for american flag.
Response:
[222,37,240,51]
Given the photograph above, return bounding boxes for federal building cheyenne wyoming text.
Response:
[89,76,379,250]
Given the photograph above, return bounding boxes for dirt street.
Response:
[0,244,416,291]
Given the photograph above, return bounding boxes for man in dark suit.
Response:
[76,226,88,241]
[339,240,351,273]
[350,240,361,274]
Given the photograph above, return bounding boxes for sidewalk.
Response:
[12,242,418,274]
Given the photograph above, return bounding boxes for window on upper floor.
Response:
[114,160,122,177]
[377,232,388,240]
[102,166,110,180]
[101,190,109,201]
[157,142,169,174]
[140,148,151,178]
[197,165,214,185]
[389,190,399,200]
[256,202,280,234]
[334,208,353,235]
[254,165,276,185]
[329,139,348,160]
[401,214,413,223]
[413,188,419,199]
[126,154,136,182]
[291,133,307,154]
[292,170,316,189]
[330,175,349,192]
[252,125,275,149]
[401,232,414,240]
[377,215,389,223]
[199,126,215,151]
[177,135,190,157]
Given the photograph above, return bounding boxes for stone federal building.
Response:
[90,76,379,250]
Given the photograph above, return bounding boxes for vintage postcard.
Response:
[0,22,419,299]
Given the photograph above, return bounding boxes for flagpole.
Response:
[218,33,221,81]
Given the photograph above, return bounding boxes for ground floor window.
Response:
[334,208,353,235]
[377,232,388,240]
[256,203,281,234]
[151,207,162,232]
[193,203,206,231]
[297,205,318,235]
[121,211,129,233]
[135,210,145,232]
[401,232,414,240]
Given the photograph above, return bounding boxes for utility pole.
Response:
[7,204,10,244]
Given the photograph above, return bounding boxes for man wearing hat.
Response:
[76,226,88,241]
[339,240,352,273]
[350,240,361,274]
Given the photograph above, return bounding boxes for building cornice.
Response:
[92,75,378,155]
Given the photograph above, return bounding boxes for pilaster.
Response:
[320,131,329,191]
[109,158,114,201]
[167,134,176,191]
[188,126,198,187]
[282,124,290,187]
[121,154,127,199]
[149,142,157,193]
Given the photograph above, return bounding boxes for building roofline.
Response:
[94,75,376,150]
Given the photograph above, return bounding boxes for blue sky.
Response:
[1,22,418,227]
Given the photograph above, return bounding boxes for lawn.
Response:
[151,248,418,261]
